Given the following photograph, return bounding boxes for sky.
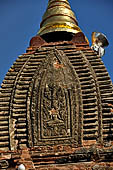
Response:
[0,0,113,85]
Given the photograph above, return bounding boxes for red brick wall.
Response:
[34,162,113,170]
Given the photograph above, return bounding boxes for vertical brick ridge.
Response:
[81,51,103,144]
[11,51,47,149]
[84,50,113,141]
[9,54,34,151]
[65,49,98,142]
[0,53,33,151]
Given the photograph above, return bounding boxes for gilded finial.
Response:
[38,0,82,36]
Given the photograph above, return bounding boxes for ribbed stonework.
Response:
[0,0,113,169]
[0,41,113,169]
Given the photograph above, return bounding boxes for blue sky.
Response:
[0,0,113,84]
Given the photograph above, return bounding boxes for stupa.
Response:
[0,0,113,169]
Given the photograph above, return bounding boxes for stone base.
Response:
[0,145,113,170]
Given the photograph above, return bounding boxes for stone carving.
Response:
[43,84,67,137]
[28,50,82,146]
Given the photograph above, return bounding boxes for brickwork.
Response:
[33,163,113,170]
[0,41,113,151]
[0,0,113,169]
[1,144,113,169]
[0,39,113,169]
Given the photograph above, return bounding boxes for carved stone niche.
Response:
[27,49,83,147]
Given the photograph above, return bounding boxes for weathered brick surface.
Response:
[0,145,113,169]
[0,11,113,170]
[34,162,113,170]
[1,42,113,152]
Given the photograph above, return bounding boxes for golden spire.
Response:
[38,0,82,36]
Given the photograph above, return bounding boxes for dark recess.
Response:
[41,31,74,42]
